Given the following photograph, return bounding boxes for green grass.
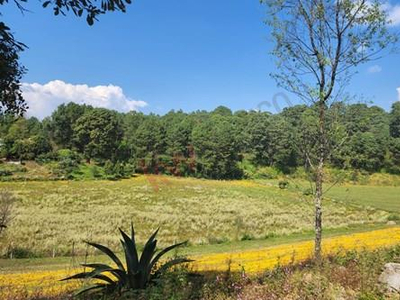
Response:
[0,175,394,258]
[274,177,400,213]
[327,185,400,212]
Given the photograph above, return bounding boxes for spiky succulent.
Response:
[62,224,191,295]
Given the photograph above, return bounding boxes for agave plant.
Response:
[62,224,192,295]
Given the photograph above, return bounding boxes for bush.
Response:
[238,159,257,179]
[278,180,289,189]
[240,233,255,241]
[36,152,59,164]
[50,149,82,179]
[0,169,13,176]
[6,246,37,259]
[254,167,281,179]
[208,236,230,244]
[303,188,313,196]
[89,165,102,178]
[388,214,400,221]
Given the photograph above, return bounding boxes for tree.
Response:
[390,102,400,138]
[0,22,27,116]
[73,108,122,162]
[192,115,242,179]
[264,0,397,260]
[50,102,91,148]
[134,115,166,157]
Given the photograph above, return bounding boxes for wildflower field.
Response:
[1,227,400,299]
[1,175,400,299]
[0,175,396,257]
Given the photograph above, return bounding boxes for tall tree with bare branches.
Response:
[263,0,398,260]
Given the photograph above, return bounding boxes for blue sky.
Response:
[2,0,400,118]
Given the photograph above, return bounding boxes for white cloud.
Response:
[21,80,147,119]
[364,1,400,26]
[367,64,382,73]
[397,87,400,101]
[382,2,400,26]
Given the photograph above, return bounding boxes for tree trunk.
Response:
[314,99,326,261]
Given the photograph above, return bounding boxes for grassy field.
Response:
[0,175,396,258]
[327,185,400,213]
[1,175,400,299]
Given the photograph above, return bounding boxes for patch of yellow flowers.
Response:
[0,269,80,299]
[191,227,400,273]
[1,227,400,298]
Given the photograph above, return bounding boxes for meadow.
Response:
[1,227,400,299]
[1,175,400,299]
[0,175,396,258]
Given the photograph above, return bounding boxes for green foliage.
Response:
[278,180,289,189]
[192,114,242,179]
[50,149,82,179]
[63,224,191,296]
[387,214,400,222]
[0,169,12,176]
[254,167,281,180]
[73,108,122,162]
[5,246,36,259]
[303,188,313,196]
[1,102,400,180]
[49,102,90,148]
[0,22,27,116]
[237,159,257,179]
[390,102,400,138]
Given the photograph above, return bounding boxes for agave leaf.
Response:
[138,239,157,287]
[61,266,117,281]
[149,241,188,273]
[145,228,160,248]
[60,271,94,281]
[65,272,117,285]
[139,240,157,269]
[92,274,117,285]
[139,228,160,272]
[81,263,115,270]
[81,263,127,283]
[130,222,135,244]
[74,283,108,296]
[119,228,139,272]
[85,241,125,271]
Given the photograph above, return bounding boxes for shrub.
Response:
[388,214,400,221]
[238,159,257,179]
[6,246,37,259]
[50,149,82,179]
[240,233,255,241]
[63,224,191,296]
[278,180,289,189]
[254,167,281,179]
[303,188,313,196]
[0,169,13,176]
[89,165,102,178]
[208,236,230,245]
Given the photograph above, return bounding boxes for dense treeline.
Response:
[1,102,400,179]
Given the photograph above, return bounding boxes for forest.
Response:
[1,101,400,180]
